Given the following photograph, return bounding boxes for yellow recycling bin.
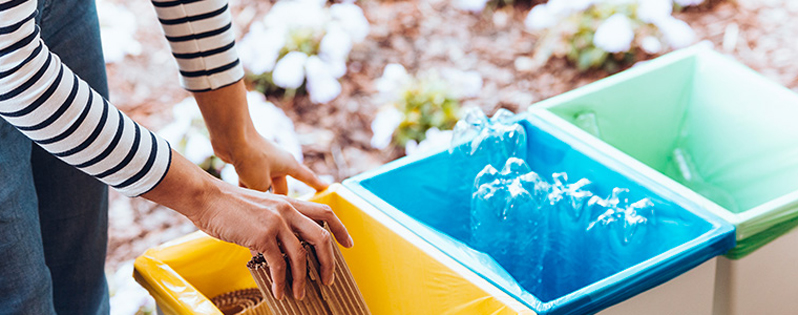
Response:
[133,184,532,315]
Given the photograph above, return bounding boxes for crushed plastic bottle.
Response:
[456,108,665,301]
[469,163,661,299]
[573,110,602,138]
[448,108,530,211]
[451,108,528,169]
[586,188,655,245]
[584,188,656,276]
[544,172,594,295]
[470,157,549,294]
[548,172,594,221]
[672,147,739,212]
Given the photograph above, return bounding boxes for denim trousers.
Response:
[0,0,110,313]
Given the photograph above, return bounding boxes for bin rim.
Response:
[133,184,535,315]
[527,45,798,245]
[343,113,735,314]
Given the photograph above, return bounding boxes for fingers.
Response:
[260,240,288,300]
[272,176,289,195]
[287,163,329,192]
[278,228,307,300]
[290,214,336,286]
[241,177,272,193]
[289,199,353,248]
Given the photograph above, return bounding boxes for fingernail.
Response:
[325,273,335,286]
[274,285,283,300]
[347,235,355,248]
[297,289,305,300]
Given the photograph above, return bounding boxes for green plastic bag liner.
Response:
[535,45,798,259]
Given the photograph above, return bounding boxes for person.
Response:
[0,0,353,313]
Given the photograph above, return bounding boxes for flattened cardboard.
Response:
[247,225,371,315]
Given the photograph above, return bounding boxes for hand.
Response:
[142,153,353,300]
[228,133,328,194]
[192,80,327,194]
[197,181,353,300]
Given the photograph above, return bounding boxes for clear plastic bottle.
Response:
[544,172,594,296]
[672,147,739,212]
[451,108,528,169]
[470,158,549,294]
[574,110,602,138]
[585,188,655,277]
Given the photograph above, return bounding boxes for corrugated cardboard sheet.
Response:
[246,224,371,315]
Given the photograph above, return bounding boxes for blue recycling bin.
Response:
[344,113,734,315]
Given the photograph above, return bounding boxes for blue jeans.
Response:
[0,0,110,313]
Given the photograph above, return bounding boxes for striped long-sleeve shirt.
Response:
[0,0,244,196]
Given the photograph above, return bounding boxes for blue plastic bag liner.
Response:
[532,45,798,258]
[344,113,735,315]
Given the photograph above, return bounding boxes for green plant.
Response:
[393,79,461,146]
[526,0,698,72]
[371,64,482,150]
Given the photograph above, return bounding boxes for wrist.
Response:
[191,79,257,165]
[187,172,226,224]
[210,122,259,165]
[142,150,224,223]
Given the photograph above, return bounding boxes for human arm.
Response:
[1,0,348,300]
[148,0,343,298]
[149,0,328,194]
[0,0,170,196]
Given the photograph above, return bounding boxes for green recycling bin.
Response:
[532,45,798,315]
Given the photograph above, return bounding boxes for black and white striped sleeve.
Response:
[0,0,172,197]
[151,0,244,92]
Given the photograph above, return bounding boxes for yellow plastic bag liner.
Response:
[134,184,533,315]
